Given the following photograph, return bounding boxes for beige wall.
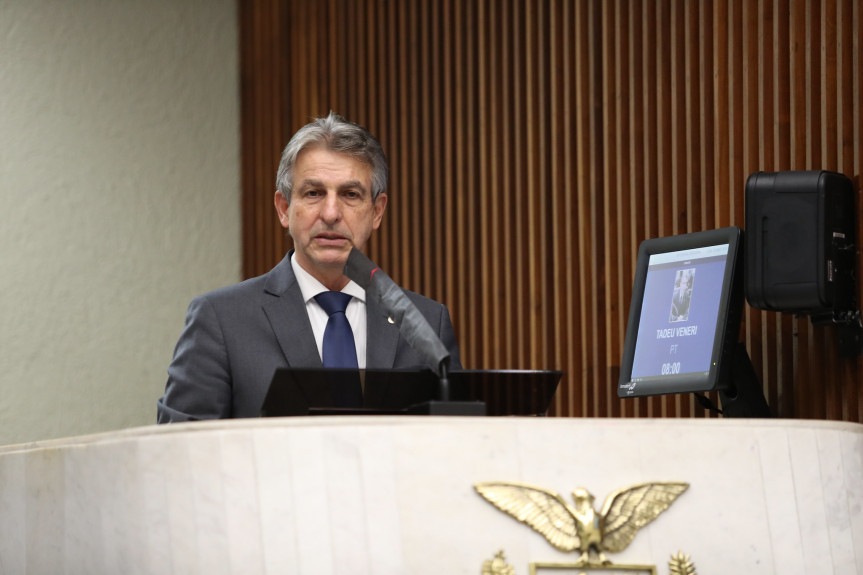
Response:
[0,0,240,445]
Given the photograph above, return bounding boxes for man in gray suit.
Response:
[157,113,461,422]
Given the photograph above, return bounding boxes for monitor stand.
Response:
[717,342,772,418]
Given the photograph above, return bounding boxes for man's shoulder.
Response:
[402,288,447,312]
[190,258,292,309]
[192,274,267,304]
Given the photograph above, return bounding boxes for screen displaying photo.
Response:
[630,244,729,381]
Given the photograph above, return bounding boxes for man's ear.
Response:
[274,191,290,229]
[372,192,388,229]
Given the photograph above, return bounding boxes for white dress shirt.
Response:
[290,253,367,368]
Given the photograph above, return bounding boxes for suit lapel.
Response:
[261,253,323,368]
[262,252,402,369]
[366,290,400,369]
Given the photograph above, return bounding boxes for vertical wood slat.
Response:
[240,0,863,423]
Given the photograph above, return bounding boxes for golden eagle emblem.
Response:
[474,481,689,566]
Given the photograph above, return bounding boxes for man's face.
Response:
[275,146,387,287]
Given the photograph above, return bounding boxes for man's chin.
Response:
[309,248,351,268]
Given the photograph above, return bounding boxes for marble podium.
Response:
[1,417,861,574]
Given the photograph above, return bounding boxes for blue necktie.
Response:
[315,291,359,369]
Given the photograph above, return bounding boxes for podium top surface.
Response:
[2,415,861,454]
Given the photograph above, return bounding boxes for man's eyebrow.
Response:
[296,179,369,194]
[296,178,325,190]
[338,180,369,194]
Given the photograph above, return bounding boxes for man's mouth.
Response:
[315,233,349,245]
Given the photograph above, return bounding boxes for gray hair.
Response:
[275,112,388,202]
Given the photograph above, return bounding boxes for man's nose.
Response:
[320,193,342,223]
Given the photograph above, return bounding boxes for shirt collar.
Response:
[290,252,366,304]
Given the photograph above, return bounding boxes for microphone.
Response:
[343,248,452,398]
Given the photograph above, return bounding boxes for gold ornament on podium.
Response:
[482,550,516,575]
[479,550,700,575]
[668,551,697,575]
[474,480,689,569]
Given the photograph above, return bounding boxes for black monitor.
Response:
[618,227,749,403]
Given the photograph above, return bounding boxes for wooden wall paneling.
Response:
[639,0,661,417]
[801,2,821,421]
[670,0,690,416]
[467,0,482,372]
[368,0,383,263]
[492,0,506,370]
[572,0,589,416]
[438,0,449,295]
[590,0,607,416]
[396,0,408,279]
[389,0,402,278]
[451,0,467,366]
[763,0,780,414]
[374,0,392,269]
[731,0,746,227]
[534,0,554,375]
[326,0,338,112]
[692,0,707,225]
[744,1,767,413]
[525,0,537,371]
[608,2,626,416]
[699,1,723,414]
[571,0,584,413]
[713,0,731,230]
[239,0,256,279]
[448,0,462,363]
[394,0,408,288]
[363,1,376,154]
[241,0,286,278]
[657,0,675,417]
[470,0,486,365]
[405,0,417,288]
[408,1,423,296]
[626,0,645,417]
[836,0,857,422]
[446,0,460,353]
[549,0,567,417]
[601,0,618,417]
[495,0,510,369]
[426,0,443,304]
[699,1,717,234]
[788,0,806,420]
[477,0,491,368]
[838,0,859,422]
[353,0,366,119]
[498,0,516,377]
[508,0,525,371]
[773,0,795,418]
[240,0,863,423]
[810,0,831,421]
[575,0,596,415]
[825,0,845,422]
[785,0,810,417]
[543,0,559,378]
[684,0,706,416]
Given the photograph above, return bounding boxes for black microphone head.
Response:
[343,247,450,376]
[344,248,377,289]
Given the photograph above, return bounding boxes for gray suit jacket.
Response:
[157,253,462,422]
